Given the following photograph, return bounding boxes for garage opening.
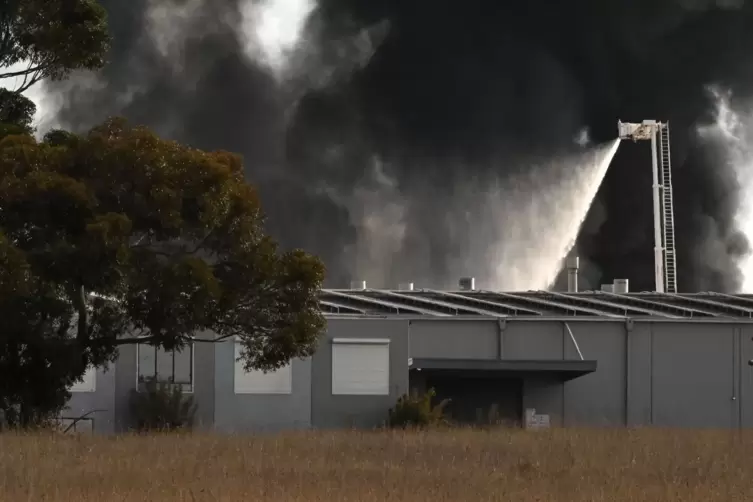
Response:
[409,358,597,427]
[424,374,523,426]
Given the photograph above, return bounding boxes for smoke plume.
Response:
[41,0,753,292]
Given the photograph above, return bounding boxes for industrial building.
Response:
[56,121,739,432]
[63,273,753,433]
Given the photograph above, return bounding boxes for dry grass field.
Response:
[1,427,752,501]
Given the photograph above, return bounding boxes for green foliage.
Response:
[0,88,35,132]
[0,117,327,427]
[0,0,112,428]
[387,388,450,429]
[0,230,88,428]
[128,377,197,432]
[0,0,111,92]
[42,128,77,147]
[0,399,67,430]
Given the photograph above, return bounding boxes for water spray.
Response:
[472,138,622,291]
[343,139,623,292]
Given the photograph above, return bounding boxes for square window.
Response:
[137,344,193,392]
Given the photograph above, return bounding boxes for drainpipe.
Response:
[496,319,506,359]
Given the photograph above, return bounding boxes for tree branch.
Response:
[129,231,217,260]
[73,285,88,343]
[0,63,45,79]
[62,409,107,434]
[107,332,237,347]
[14,71,40,94]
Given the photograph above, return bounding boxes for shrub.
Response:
[128,378,197,432]
[0,403,67,432]
[387,388,450,429]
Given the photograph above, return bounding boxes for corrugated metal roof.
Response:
[319,289,753,319]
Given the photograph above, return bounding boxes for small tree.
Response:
[128,378,197,432]
[387,388,450,429]
[0,118,327,427]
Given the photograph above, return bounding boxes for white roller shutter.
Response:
[70,366,96,393]
[331,338,390,395]
[234,343,292,394]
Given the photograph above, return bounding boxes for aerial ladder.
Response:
[658,123,677,294]
[617,120,678,293]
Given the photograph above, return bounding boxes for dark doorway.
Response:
[426,375,523,426]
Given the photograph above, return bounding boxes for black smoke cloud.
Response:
[45,0,753,292]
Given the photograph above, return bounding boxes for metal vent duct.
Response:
[613,279,629,294]
[459,277,476,291]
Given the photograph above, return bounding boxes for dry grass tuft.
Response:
[1,427,752,501]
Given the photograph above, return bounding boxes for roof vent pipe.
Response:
[398,282,415,291]
[566,255,579,293]
[613,279,629,294]
[459,277,476,291]
[350,280,367,290]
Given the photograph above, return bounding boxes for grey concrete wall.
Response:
[310,318,410,429]
[626,321,652,426]
[532,320,753,429]
[562,321,626,426]
[410,320,498,359]
[64,317,753,432]
[407,317,753,429]
[213,339,312,433]
[739,325,753,427]
[649,322,737,428]
[193,338,216,430]
[503,320,565,360]
[65,364,117,433]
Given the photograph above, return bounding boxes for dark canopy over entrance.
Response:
[409,359,597,426]
[410,358,597,381]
